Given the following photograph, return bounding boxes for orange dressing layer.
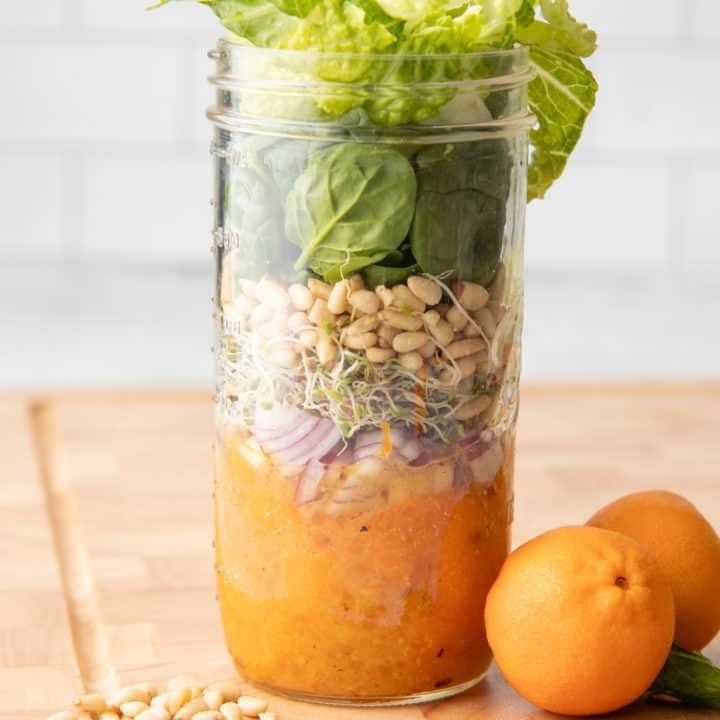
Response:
[214,432,510,700]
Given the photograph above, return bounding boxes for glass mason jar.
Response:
[209,41,533,706]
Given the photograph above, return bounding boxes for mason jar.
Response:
[209,40,533,706]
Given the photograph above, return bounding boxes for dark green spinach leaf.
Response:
[286,143,417,283]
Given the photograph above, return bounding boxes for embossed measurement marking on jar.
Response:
[213,227,242,251]
[210,141,255,167]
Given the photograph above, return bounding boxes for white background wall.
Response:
[1,0,719,387]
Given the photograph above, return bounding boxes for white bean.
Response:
[348,289,380,315]
[439,357,476,385]
[366,347,396,363]
[256,314,288,340]
[391,285,425,313]
[419,340,435,359]
[76,695,106,714]
[455,395,493,421]
[249,304,273,330]
[349,274,365,292]
[422,310,440,327]
[239,279,258,299]
[407,276,442,306]
[380,309,423,331]
[392,331,427,353]
[327,279,350,314]
[288,283,314,311]
[447,338,486,359]
[399,352,424,372]
[453,280,489,311]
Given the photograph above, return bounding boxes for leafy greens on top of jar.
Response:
[154,0,597,200]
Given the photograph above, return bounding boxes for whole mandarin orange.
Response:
[485,525,675,716]
[588,490,720,651]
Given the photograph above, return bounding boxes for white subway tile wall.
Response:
[0,0,718,385]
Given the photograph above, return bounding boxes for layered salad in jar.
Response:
[157,0,598,704]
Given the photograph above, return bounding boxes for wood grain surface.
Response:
[2,385,719,720]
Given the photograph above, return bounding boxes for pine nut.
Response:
[174,698,209,720]
[255,278,290,310]
[447,338,486,359]
[391,285,425,313]
[307,278,332,300]
[343,332,377,350]
[308,299,335,327]
[392,331,427,353]
[349,274,365,292]
[407,276,442,306]
[428,319,454,346]
[327,279,350,314]
[120,701,149,718]
[346,314,379,335]
[375,285,394,308]
[192,713,224,720]
[167,688,192,716]
[446,306,468,331]
[110,688,151,709]
[258,714,275,720]
[76,694,106,714]
[298,329,318,348]
[288,283,314,311]
[317,334,338,367]
[453,280,489,311]
[203,689,224,711]
[399,351,424,371]
[439,357,476,385]
[255,314,288,340]
[287,311,310,333]
[189,687,204,700]
[219,703,242,720]
[239,279,257,299]
[99,713,119,720]
[348,289,380,315]
[422,310,440,327]
[236,697,268,717]
[267,349,299,369]
[474,352,489,373]
[464,321,481,338]
[47,712,79,720]
[207,682,243,704]
[249,304,273,330]
[380,309,423,331]
[151,695,170,712]
[474,307,497,339]
[366,347,395,363]
[455,395,493,421]
[136,711,169,720]
[134,683,158,698]
[419,340,435,358]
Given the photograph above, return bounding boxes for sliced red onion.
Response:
[459,432,480,448]
[276,418,342,466]
[260,414,319,454]
[467,440,503,487]
[409,450,430,467]
[465,438,493,462]
[397,437,424,463]
[295,461,325,506]
[254,405,306,440]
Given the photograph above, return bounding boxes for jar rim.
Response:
[211,37,530,65]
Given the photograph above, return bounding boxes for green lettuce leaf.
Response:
[517,0,597,56]
[526,46,597,200]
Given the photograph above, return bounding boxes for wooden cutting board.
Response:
[2,385,719,720]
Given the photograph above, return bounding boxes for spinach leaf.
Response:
[285,143,417,283]
[225,136,324,281]
[363,262,421,288]
[410,139,511,287]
